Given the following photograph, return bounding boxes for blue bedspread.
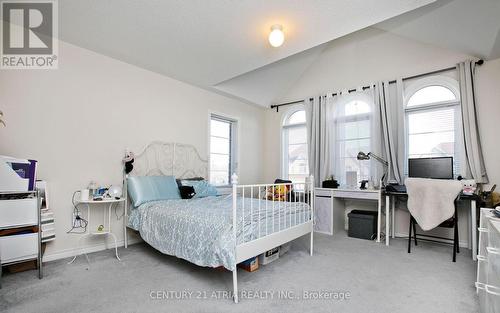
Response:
[128,195,310,270]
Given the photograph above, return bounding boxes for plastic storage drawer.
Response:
[0,232,38,264]
[0,198,38,228]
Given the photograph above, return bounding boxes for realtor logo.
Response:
[1,0,58,69]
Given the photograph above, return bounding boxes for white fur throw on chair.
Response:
[405,178,463,231]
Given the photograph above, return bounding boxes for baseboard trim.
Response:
[394,232,469,248]
[42,237,143,262]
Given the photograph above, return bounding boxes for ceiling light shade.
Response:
[268,24,284,47]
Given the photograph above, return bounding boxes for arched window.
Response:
[333,93,374,185]
[407,85,457,107]
[404,76,461,176]
[286,110,306,125]
[282,107,308,183]
[344,100,371,116]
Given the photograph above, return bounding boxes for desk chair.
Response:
[407,197,460,262]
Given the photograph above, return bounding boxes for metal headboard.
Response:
[128,141,208,179]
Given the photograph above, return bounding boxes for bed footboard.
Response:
[231,175,314,303]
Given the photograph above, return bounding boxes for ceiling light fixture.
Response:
[268,24,284,47]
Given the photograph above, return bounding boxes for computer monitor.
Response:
[408,157,454,179]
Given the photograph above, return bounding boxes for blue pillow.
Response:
[127,176,181,207]
[181,180,218,198]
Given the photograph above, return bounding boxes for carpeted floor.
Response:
[0,233,478,313]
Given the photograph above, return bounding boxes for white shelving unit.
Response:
[476,208,500,312]
[0,190,42,287]
[37,181,55,243]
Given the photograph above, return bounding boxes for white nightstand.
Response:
[68,197,125,264]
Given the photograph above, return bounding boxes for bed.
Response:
[123,142,314,303]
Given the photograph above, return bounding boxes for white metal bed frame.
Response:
[123,141,314,303]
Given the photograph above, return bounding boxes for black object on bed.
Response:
[176,177,205,187]
[179,186,196,199]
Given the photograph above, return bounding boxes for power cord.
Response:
[67,190,88,234]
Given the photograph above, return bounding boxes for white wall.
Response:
[264,27,500,245]
[0,41,266,260]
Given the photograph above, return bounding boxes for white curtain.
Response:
[457,60,489,183]
[305,96,330,186]
[374,79,405,184]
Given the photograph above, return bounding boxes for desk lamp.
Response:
[357,151,388,188]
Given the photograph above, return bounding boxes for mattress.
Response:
[128,194,310,270]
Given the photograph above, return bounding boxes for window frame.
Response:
[403,75,462,177]
[333,94,374,185]
[281,105,308,183]
[209,113,238,187]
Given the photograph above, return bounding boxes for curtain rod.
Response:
[270,59,484,112]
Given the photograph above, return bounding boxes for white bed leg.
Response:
[124,222,128,249]
[232,269,238,303]
[124,174,129,249]
[309,175,314,256]
[231,174,239,303]
[310,230,314,256]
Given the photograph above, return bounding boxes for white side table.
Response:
[68,198,125,264]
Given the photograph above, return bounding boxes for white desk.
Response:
[315,187,479,255]
[314,188,386,243]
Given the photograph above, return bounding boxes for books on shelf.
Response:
[36,181,56,243]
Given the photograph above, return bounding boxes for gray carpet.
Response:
[0,233,478,313]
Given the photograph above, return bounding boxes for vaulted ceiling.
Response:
[58,0,436,106]
[57,1,500,108]
[375,0,500,61]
